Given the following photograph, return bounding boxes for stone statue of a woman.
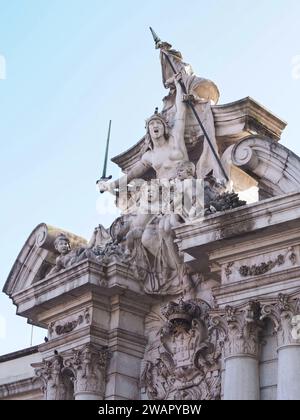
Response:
[97,72,189,195]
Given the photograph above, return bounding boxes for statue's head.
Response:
[54,233,71,255]
[145,108,169,148]
[176,161,196,181]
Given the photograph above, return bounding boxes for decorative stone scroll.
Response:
[232,136,300,197]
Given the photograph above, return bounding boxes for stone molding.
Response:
[0,378,42,400]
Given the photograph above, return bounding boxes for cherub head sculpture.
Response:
[54,233,71,255]
[176,161,196,181]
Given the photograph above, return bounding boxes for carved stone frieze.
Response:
[48,308,91,338]
[239,254,285,277]
[224,247,298,282]
[225,262,234,280]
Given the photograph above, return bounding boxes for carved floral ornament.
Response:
[260,293,300,346]
[141,291,300,401]
[209,301,262,358]
[32,345,110,400]
[224,247,298,280]
[48,308,91,338]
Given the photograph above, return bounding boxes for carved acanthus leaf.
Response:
[63,345,110,396]
[209,301,262,358]
[261,293,300,346]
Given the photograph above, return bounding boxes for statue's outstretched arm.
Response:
[98,158,151,193]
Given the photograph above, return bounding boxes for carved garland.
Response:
[225,247,297,280]
[48,308,91,338]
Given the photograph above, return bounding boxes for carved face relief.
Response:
[148,119,165,140]
[176,163,195,181]
[56,239,70,255]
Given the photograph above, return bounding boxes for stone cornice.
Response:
[212,266,300,307]
[9,260,154,324]
[0,346,38,363]
[108,331,147,358]
[175,192,300,260]
[0,377,42,400]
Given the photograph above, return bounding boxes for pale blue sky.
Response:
[1,0,300,355]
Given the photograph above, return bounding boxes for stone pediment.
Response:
[2,224,87,299]
[112,97,287,177]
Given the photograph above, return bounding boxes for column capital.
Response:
[63,344,110,398]
[210,301,262,359]
[32,354,64,400]
[261,293,300,348]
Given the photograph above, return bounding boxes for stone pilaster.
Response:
[261,293,300,400]
[210,301,261,400]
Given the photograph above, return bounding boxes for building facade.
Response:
[1,34,300,400]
